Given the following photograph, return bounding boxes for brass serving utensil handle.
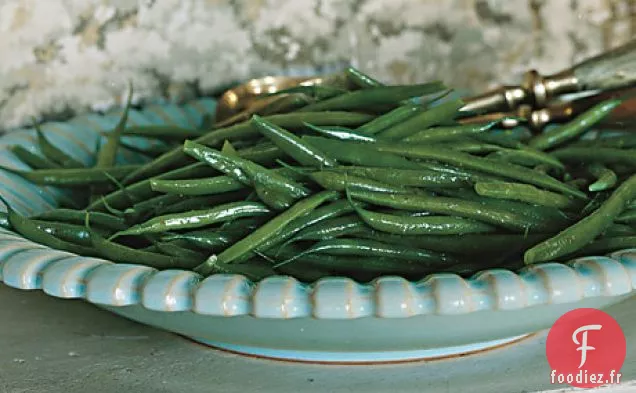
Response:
[460,86,636,131]
[461,39,636,114]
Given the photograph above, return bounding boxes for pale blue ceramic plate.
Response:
[1,99,635,363]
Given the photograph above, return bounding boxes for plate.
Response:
[0,98,635,363]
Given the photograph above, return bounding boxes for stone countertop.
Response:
[1,284,635,393]
[1,0,634,131]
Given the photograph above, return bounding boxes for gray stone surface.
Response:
[1,284,635,393]
[0,0,634,131]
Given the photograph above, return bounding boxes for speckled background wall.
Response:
[0,0,634,130]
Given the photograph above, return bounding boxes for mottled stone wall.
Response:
[0,0,634,130]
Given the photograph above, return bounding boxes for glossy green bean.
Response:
[351,203,497,235]
[303,122,376,142]
[345,66,384,88]
[35,126,85,168]
[195,190,339,274]
[0,165,141,187]
[403,121,497,143]
[32,209,127,231]
[302,136,421,169]
[524,174,636,264]
[236,142,283,165]
[252,115,337,167]
[377,99,465,140]
[90,232,195,269]
[89,162,218,211]
[375,143,586,199]
[311,171,412,194]
[183,140,310,199]
[288,215,366,242]
[95,85,133,169]
[566,236,636,259]
[332,166,470,188]
[253,198,355,256]
[348,188,556,232]
[528,100,622,150]
[552,147,636,167]
[278,238,459,266]
[616,209,636,223]
[298,83,445,112]
[1,198,99,257]
[355,104,421,135]
[474,182,574,209]
[487,148,565,171]
[122,111,375,184]
[266,85,347,100]
[587,163,618,192]
[10,145,61,170]
[151,175,244,196]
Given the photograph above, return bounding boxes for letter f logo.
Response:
[572,324,603,368]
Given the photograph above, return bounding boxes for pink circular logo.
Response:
[546,308,626,388]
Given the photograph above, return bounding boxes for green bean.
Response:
[277,238,459,267]
[35,126,85,168]
[273,246,453,280]
[303,122,376,142]
[163,230,234,251]
[289,215,366,242]
[209,259,277,282]
[0,197,100,257]
[253,198,355,256]
[524,174,636,264]
[123,194,185,224]
[565,236,636,259]
[122,125,204,139]
[253,172,297,210]
[95,85,133,169]
[0,165,141,187]
[331,166,470,188]
[345,66,384,88]
[351,203,497,235]
[355,104,421,135]
[616,209,636,223]
[298,83,444,112]
[122,111,375,184]
[90,231,195,269]
[444,141,503,154]
[528,100,622,150]
[377,99,465,140]
[195,190,339,274]
[311,171,414,194]
[302,136,421,169]
[348,188,555,232]
[0,212,9,230]
[89,162,218,211]
[151,175,245,196]
[237,142,283,165]
[375,143,587,199]
[551,147,636,167]
[587,163,618,192]
[274,259,334,282]
[252,115,337,167]
[33,221,112,246]
[474,182,574,209]
[183,140,310,199]
[359,231,551,256]
[487,148,565,171]
[572,133,636,149]
[403,121,497,143]
[32,209,127,231]
[603,224,636,237]
[266,85,347,100]
[9,145,61,170]
[155,241,208,261]
[154,191,252,216]
[221,140,239,156]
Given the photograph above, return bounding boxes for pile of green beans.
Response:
[1,67,635,283]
